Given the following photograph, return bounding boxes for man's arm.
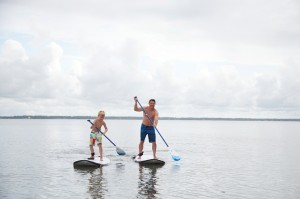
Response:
[134,97,142,112]
[154,110,159,126]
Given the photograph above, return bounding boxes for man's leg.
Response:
[139,124,147,159]
[138,141,144,159]
[152,142,157,159]
[148,127,157,159]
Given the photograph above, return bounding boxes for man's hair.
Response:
[149,99,156,103]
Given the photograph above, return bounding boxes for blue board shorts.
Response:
[140,124,156,143]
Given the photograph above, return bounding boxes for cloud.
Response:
[1,38,300,118]
[278,60,300,107]
[0,40,81,103]
[1,0,300,118]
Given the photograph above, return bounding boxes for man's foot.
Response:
[138,152,143,159]
[153,156,158,159]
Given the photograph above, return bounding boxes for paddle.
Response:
[134,97,181,161]
[87,119,126,156]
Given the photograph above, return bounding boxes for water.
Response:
[0,119,300,199]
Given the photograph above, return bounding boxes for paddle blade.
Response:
[170,149,180,161]
[116,147,126,155]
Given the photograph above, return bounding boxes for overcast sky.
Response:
[1,0,300,118]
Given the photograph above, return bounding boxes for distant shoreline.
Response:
[0,115,300,121]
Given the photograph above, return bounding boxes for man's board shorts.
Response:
[89,132,103,146]
[140,124,156,143]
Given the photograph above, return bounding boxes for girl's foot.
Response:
[88,152,95,160]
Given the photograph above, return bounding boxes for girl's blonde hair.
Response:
[98,111,105,116]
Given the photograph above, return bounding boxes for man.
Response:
[134,97,159,159]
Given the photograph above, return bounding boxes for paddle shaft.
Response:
[136,99,169,147]
[87,120,117,147]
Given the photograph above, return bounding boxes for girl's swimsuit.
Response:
[89,132,103,146]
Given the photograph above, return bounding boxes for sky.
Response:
[1,0,300,118]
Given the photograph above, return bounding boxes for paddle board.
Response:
[73,157,110,168]
[134,155,165,165]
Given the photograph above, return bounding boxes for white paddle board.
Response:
[134,155,165,165]
[73,157,110,168]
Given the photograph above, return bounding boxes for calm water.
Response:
[0,119,300,199]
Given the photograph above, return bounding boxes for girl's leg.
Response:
[88,145,95,159]
[89,133,96,159]
[98,144,103,161]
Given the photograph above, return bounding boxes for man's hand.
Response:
[134,96,141,111]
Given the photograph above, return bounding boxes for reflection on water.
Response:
[2,120,300,198]
[171,162,181,173]
[137,165,163,199]
[74,167,107,199]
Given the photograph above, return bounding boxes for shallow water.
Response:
[0,119,300,198]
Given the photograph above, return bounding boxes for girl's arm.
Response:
[90,119,97,129]
[103,122,108,134]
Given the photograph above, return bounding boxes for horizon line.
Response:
[1,115,300,121]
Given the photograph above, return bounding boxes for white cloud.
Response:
[1,0,300,118]
[0,40,82,102]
